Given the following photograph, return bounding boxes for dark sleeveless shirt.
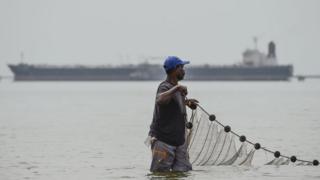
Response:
[149,81,187,146]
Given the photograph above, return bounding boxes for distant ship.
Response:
[8,41,293,81]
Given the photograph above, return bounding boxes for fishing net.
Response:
[186,104,319,166]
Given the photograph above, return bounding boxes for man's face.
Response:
[175,64,185,81]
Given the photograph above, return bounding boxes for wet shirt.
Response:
[149,81,187,146]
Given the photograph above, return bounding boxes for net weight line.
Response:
[186,102,319,166]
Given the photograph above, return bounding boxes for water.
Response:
[0,80,320,179]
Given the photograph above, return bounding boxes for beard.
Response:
[177,73,185,81]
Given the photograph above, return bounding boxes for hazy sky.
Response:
[1,0,319,75]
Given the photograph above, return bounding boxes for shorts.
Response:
[150,139,192,172]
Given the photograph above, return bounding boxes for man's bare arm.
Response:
[156,85,187,105]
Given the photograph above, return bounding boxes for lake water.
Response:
[0,80,320,179]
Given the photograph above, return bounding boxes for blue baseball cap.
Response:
[163,56,190,71]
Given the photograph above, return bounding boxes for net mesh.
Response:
[186,107,317,166]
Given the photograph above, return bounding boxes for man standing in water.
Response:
[148,56,198,172]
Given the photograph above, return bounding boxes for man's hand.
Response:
[177,84,188,96]
[186,98,199,109]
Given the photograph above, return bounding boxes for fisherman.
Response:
[148,56,199,172]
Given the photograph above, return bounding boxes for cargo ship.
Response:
[8,41,293,81]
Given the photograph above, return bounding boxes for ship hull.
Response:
[186,65,293,81]
[8,64,293,81]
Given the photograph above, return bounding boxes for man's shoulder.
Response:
[157,81,173,93]
[158,81,173,89]
[159,80,174,87]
